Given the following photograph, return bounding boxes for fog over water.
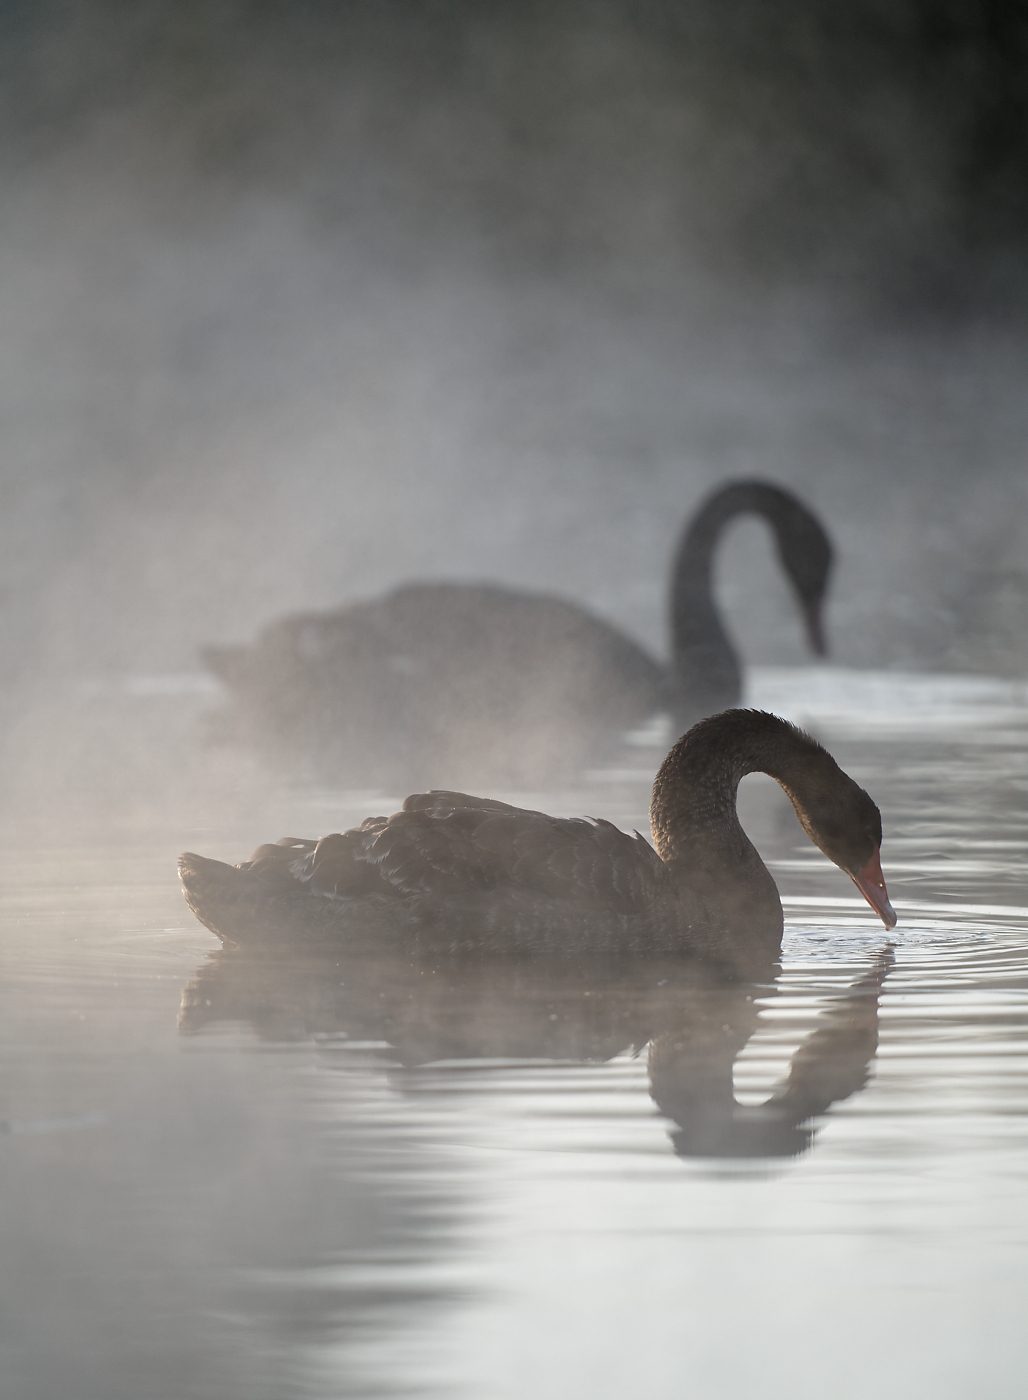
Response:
[5,2,1028,752]
[5,9,1028,1399]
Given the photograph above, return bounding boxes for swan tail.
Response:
[178,852,251,944]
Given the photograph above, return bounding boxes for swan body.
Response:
[202,480,833,783]
[179,710,895,970]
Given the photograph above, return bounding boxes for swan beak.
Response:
[801,600,828,657]
[850,849,897,929]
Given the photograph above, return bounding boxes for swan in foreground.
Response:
[202,480,833,783]
[179,710,895,968]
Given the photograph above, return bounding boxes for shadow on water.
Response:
[180,940,894,1163]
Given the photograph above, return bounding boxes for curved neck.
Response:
[649,710,836,948]
[667,481,797,717]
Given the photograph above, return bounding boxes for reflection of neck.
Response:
[648,947,891,1160]
[667,481,790,722]
[648,977,760,1118]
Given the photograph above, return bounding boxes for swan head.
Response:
[792,771,896,929]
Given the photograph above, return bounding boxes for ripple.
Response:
[8,666,1028,1398]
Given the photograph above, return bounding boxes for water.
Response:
[3,666,1028,1399]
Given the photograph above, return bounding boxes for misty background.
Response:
[5,12,1028,1396]
[4,0,1028,795]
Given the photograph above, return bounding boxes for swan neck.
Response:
[668,484,765,707]
[668,492,737,652]
[649,711,837,956]
[650,720,758,867]
[668,482,805,717]
[654,707,819,833]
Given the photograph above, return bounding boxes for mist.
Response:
[3,0,1028,803]
[6,10,1028,1398]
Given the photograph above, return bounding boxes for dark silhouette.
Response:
[179,709,895,967]
[179,940,895,1162]
[202,481,832,785]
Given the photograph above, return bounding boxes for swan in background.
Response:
[202,479,833,784]
[179,709,895,971]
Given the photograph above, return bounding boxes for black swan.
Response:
[179,710,895,969]
[202,480,832,784]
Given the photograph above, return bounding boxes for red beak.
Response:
[850,848,896,930]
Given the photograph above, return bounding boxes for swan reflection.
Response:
[180,943,892,1162]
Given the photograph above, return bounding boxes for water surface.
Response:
[3,667,1028,1399]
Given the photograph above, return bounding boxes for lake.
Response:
[3,666,1028,1399]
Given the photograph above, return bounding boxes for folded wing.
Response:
[239,792,667,913]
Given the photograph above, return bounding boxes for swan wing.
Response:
[374,795,667,911]
[237,794,666,913]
